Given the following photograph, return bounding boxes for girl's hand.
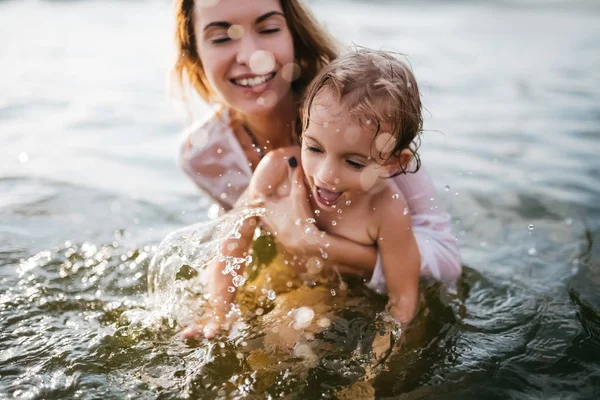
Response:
[180,305,232,340]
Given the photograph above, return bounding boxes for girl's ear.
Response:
[398,148,413,172]
[384,148,413,175]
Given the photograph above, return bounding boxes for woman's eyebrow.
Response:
[203,11,284,32]
[203,21,230,32]
[255,11,284,24]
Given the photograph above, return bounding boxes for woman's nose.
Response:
[235,32,260,66]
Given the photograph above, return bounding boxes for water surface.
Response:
[1,0,599,398]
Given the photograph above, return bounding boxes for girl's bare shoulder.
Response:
[370,182,410,229]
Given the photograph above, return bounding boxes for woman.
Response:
[174,0,461,291]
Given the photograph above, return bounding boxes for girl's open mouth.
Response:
[314,186,343,207]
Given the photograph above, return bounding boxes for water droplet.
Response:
[345,200,352,206]
[236,352,244,360]
[317,318,331,328]
[444,185,450,191]
[249,50,275,75]
[527,247,537,256]
[227,286,235,293]
[528,224,534,231]
[255,308,264,315]
[331,221,337,226]
[337,209,342,214]
[306,257,323,274]
[565,218,573,225]
[330,289,336,296]
[293,307,315,330]
[392,193,400,199]
[267,290,276,300]
[281,62,301,82]
[375,132,395,155]
[18,152,29,163]
[323,122,329,128]
[314,210,320,215]
[232,275,245,287]
[403,207,409,215]
[295,219,302,226]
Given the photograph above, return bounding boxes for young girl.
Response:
[175,0,460,306]
[183,48,423,339]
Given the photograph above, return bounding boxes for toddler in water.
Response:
[183,48,423,339]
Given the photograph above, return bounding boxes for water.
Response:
[1,0,600,398]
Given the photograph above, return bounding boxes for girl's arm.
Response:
[375,194,421,326]
[183,150,295,339]
[182,215,257,339]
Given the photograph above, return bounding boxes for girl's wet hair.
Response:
[172,0,339,104]
[302,48,423,175]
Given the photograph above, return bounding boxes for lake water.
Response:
[1,0,599,398]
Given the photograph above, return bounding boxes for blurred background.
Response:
[1,0,599,398]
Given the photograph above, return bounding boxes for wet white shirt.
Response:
[179,110,461,292]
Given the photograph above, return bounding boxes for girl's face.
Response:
[301,90,398,211]
[195,0,295,115]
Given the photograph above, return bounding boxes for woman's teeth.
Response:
[233,72,275,87]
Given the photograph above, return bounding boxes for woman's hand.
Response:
[260,163,320,257]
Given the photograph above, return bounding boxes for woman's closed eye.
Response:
[211,36,230,44]
[260,28,281,35]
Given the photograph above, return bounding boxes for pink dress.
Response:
[179,110,462,292]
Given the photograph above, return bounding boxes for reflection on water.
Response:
[1,0,600,398]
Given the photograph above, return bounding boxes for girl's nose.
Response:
[316,160,340,188]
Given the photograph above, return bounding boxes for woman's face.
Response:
[195,0,296,115]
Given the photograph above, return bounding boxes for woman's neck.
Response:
[240,94,298,150]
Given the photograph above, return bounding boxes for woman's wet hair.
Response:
[301,48,423,175]
[172,0,339,104]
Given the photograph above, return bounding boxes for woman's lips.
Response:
[315,186,343,207]
[230,71,276,93]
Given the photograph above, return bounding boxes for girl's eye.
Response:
[346,160,365,170]
[306,146,323,154]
